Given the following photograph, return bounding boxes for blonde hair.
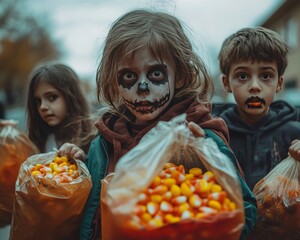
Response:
[96,9,213,114]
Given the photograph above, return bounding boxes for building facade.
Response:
[261,0,300,92]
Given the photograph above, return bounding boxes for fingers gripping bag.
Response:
[250,156,300,240]
[10,151,92,240]
[101,114,245,240]
[0,120,38,227]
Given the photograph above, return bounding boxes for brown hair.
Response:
[218,26,288,76]
[26,62,95,152]
[96,9,213,115]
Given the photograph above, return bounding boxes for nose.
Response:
[39,100,49,111]
[248,77,261,93]
[137,82,150,95]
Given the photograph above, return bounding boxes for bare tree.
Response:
[0,0,61,106]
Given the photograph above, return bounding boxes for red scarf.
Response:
[95,96,231,172]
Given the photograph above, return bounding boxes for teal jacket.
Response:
[80,129,257,240]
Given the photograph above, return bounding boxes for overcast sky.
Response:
[25,0,284,84]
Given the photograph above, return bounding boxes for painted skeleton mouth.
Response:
[245,96,266,109]
[124,94,170,114]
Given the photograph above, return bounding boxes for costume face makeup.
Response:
[117,47,176,123]
[224,60,283,124]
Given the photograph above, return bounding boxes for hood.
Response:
[218,100,298,134]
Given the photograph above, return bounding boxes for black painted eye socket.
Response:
[118,71,138,88]
[123,71,138,82]
[147,66,167,84]
[148,69,164,82]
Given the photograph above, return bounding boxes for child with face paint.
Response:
[26,62,96,160]
[216,27,300,190]
[80,9,257,240]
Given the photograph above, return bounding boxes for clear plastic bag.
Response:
[101,114,245,240]
[250,156,300,240]
[0,120,38,227]
[10,151,93,240]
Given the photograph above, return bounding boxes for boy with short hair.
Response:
[216,26,300,190]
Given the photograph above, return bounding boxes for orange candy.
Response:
[30,155,79,183]
[129,163,237,229]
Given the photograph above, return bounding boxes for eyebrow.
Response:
[118,63,167,73]
[149,64,167,70]
[260,66,276,71]
[34,90,59,98]
[233,66,276,72]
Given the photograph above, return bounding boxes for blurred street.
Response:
[0,225,10,240]
[5,106,26,132]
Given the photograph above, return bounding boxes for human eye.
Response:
[237,72,248,81]
[48,94,58,102]
[123,71,137,81]
[148,65,167,83]
[260,73,272,80]
[118,70,138,87]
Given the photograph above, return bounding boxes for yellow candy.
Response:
[189,194,202,208]
[208,200,222,211]
[31,170,42,178]
[152,176,161,186]
[203,171,214,182]
[163,178,176,188]
[132,162,237,230]
[170,184,181,197]
[189,167,202,176]
[150,194,163,203]
[141,213,152,222]
[60,156,68,162]
[181,182,193,197]
[148,219,163,228]
[211,184,222,192]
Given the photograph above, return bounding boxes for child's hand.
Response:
[188,122,205,138]
[289,139,300,162]
[58,142,86,161]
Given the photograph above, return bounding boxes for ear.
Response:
[222,75,232,93]
[276,76,284,93]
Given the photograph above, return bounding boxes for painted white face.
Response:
[117,47,176,124]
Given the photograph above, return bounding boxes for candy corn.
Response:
[29,155,79,183]
[130,163,237,229]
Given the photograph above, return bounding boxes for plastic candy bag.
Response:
[101,114,245,240]
[0,120,38,227]
[250,156,300,240]
[10,151,92,240]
